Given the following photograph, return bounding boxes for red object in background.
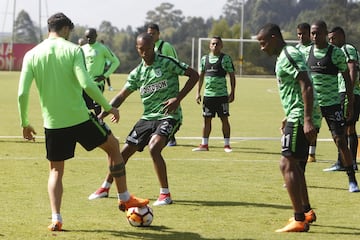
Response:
[0,43,36,71]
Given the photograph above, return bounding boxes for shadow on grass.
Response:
[310,223,360,236]
[71,225,255,240]
[173,199,291,210]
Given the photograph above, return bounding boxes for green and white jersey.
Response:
[295,41,312,56]
[81,42,120,80]
[276,45,321,128]
[304,44,347,107]
[200,53,235,97]
[155,40,178,59]
[18,37,112,129]
[337,43,360,95]
[125,54,188,121]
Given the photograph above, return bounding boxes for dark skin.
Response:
[257,27,316,220]
[98,33,199,189]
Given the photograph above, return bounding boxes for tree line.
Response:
[7,0,360,75]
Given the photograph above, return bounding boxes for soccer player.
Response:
[192,36,236,153]
[17,12,148,231]
[323,26,359,172]
[82,28,120,115]
[296,22,319,163]
[147,23,179,147]
[88,33,199,206]
[257,23,319,232]
[302,21,359,192]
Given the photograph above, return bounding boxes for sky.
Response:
[1,0,228,32]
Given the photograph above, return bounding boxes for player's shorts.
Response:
[320,104,345,136]
[281,121,309,159]
[45,113,111,161]
[339,92,360,125]
[126,118,180,152]
[202,96,229,118]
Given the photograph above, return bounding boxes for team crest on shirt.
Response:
[154,68,162,77]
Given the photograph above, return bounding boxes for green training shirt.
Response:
[81,42,120,80]
[125,54,188,121]
[337,43,360,95]
[303,43,347,107]
[276,45,321,128]
[154,40,178,59]
[200,53,235,97]
[18,37,112,129]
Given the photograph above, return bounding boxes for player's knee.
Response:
[109,162,126,177]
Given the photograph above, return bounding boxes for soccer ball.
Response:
[126,205,153,227]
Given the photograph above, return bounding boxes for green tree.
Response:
[13,10,39,43]
[145,2,185,29]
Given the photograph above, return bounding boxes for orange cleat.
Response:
[119,195,149,212]
[275,220,309,233]
[48,221,62,231]
[288,209,317,224]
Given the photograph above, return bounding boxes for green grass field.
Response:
[1,71,360,240]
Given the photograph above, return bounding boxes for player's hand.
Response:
[22,125,36,142]
[94,75,106,82]
[107,107,120,123]
[196,94,201,104]
[303,120,317,143]
[280,117,287,134]
[163,98,179,114]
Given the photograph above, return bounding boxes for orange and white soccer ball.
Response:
[126,205,153,227]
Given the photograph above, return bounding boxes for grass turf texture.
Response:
[1,71,360,239]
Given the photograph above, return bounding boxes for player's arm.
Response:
[18,53,37,141]
[97,87,132,120]
[164,67,199,114]
[296,71,316,142]
[102,47,120,78]
[196,71,205,104]
[228,71,236,103]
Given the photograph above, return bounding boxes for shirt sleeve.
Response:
[102,46,120,78]
[18,51,34,127]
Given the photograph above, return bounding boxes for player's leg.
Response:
[45,126,77,231]
[79,115,149,210]
[218,97,231,152]
[193,96,214,151]
[150,119,178,206]
[276,121,311,232]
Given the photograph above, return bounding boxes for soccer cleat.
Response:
[88,187,109,200]
[307,154,316,163]
[224,145,232,153]
[153,193,173,206]
[48,221,62,231]
[167,139,177,147]
[288,209,317,224]
[275,220,309,233]
[323,164,345,172]
[192,144,209,152]
[119,195,149,212]
[108,86,113,91]
[349,181,360,193]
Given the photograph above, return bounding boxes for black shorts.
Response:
[281,121,309,159]
[202,96,229,118]
[45,113,111,161]
[126,118,180,151]
[339,92,360,125]
[320,104,345,136]
[82,82,105,109]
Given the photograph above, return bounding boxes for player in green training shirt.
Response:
[324,26,359,171]
[192,36,236,153]
[82,28,120,115]
[303,21,359,193]
[257,23,318,233]
[88,33,199,206]
[147,23,179,147]
[296,22,319,163]
[17,12,148,231]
